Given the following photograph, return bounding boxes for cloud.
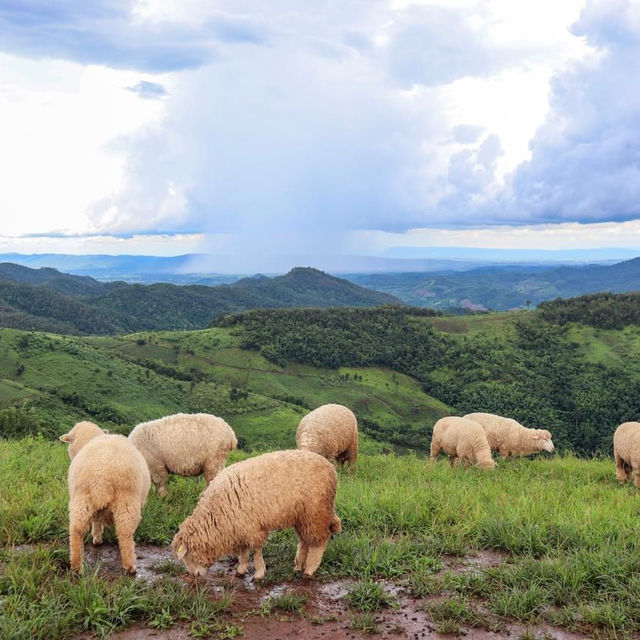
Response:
[384,5,517,88]
[126,80,168,99]
[506,0,640,224]
[451,125,485,144]
[0,1,270,71]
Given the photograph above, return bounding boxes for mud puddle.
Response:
[39,544,590,640]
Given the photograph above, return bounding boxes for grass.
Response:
[3,443,640,637]
[260,590,307,616]
[0,545,233,639]
[0,326,452,450]
[423,597,499,634]
[345,579,398,611]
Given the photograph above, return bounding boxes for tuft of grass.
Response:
[261,590,307,616]
[345,579,398,612]
[350,612,379,634]
[489,584,548,622]
[423,597,500,634]
[152,558,186,576]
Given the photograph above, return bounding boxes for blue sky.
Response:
[0,0,639,268]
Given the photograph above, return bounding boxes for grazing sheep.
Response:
[296,403,358,465]
[430,417,496,469]
[128,413,237,497]
[59,421,150,574]
[613,422,640,486]
[463,412,555,459]
[171,449,341,580]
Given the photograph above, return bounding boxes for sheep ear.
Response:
[59,433,72,443]
[176,543,188,559]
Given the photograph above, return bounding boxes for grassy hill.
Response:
[0,264,399,334]
[3,296,640,454]
[0,324,448,450]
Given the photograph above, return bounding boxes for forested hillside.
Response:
[219,304,640,454]
[347,256,640,310]
[3,295,640,454]
[0,264,399,333]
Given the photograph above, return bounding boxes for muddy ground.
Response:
[70,544,590,640]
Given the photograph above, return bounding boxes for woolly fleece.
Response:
[613,421,640,486]
[296,403,358,465]
[172,449,341,580]
[464,412,554,458]
[60,421,150,574]
[430,416,496,469]
[129,412,237,496]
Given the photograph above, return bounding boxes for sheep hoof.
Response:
[293,565,303,572]
[124,565,137,575]
[92,538,103,546]
[236,569,247,577]
[253,573,264,582]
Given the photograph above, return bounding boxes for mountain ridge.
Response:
[0,263,399,334]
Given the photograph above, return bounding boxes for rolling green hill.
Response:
[0,324,448,450]
[3,295,640,454]
[0,264,399,334]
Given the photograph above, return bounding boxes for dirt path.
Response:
[70,544,591,640]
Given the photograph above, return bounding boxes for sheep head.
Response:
[59,421,108,459]
[532,429,555,453]
[171,534,208,577]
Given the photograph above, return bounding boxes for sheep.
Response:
[613,422,640,486]
[59,421,150,574]
[128,413,237,497]
[463,412,555,459]
[171,449,341,580]
[430,416,496,469]
[296,403,358,465]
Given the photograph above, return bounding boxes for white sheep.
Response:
[128,413,237,496]
[463,412,555,459]
[296,403,358,465]
[613,421,640,486]
[171,449,341,580]
[59,421,150,574]
[430,416,496,469]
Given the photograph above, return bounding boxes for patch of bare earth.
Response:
[64,545,592,640]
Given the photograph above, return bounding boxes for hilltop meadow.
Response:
[3,298,640,638]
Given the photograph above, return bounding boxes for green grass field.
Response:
[0,326,451,450]
[2,439,640,639]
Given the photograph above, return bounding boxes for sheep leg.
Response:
[69,505,92,573]
[236,549,250,576]
[253,547,266,581]
[343,439,358,466]
[151,466,169,498]
[615,453,629,483]
[302,539,329,577]
[429,439,441,461]
[294,540,309,572]
[204,457,225,486]
[113,500,141,575]
[448,455,458,467]
[91,520,104,545]
[633,466,640,488]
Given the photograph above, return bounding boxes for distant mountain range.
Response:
[0,264,398,334]
[346,258,640,310]
[3,248,635,281]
